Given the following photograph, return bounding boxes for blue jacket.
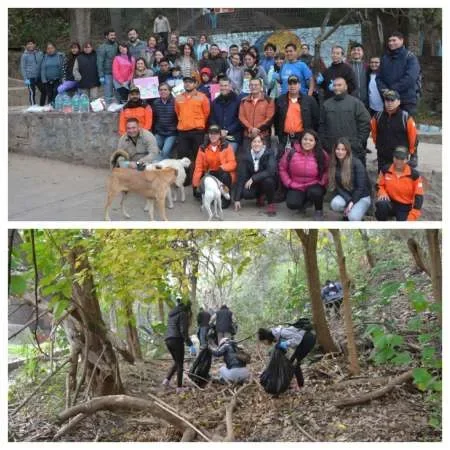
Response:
[20,50,43,80]
[377,46,420,105]
[211,92,244,142]
[40,52,65,83]
[152,96,178,136]
[275,60,312,95]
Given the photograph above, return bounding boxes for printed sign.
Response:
[133,76,160,99]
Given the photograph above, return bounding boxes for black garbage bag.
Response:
[188,347,212,388]
[260,347,294,395]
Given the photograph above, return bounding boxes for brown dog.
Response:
[104,167,177,221]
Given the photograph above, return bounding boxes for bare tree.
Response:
[70,9,91,44]
[330,230,360,375]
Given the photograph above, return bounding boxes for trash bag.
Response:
[207,325,218,346]
[188,347,212,387]
[260,347,294,395]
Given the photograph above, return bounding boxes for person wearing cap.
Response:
[274,75,320,151]
[162,298,196,394]
[205,44,228,82]
[174,75,210,184]
[273,43,314,97]
[371,89,418,172]
[211,338,250,384]
[375,146,424,221]
[349,43,368,106]
[239,77,275,149]
[198,66,214,100]
[175,43,198,79]
[377,31,421,116]
[118,87,153,136]
[319,76,371,166]
[192,124,237,207]
[211,76,244,152]
[321,46,357,101]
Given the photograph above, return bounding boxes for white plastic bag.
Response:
[90,98,106,112]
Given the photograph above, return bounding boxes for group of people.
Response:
[162,297,316,393]
[20,24,424,221]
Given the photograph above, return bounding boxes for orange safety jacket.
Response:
[175,90,210,131]
[377,163,424,220]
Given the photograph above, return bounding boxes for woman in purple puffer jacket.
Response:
[279,129,329,220]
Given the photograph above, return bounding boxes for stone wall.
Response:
[8,110,119,168]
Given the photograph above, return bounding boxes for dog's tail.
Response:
[110,149,130,169]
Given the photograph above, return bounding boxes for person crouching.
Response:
[212,338,250,384]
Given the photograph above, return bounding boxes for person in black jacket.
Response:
[197,307,211,347]
[162,298,196,393]
[321,46,356,100]
[234,134,277,216]
[210,305,234,342]
[274,75,320,150]
[212,338,250,384]
[328,137,372,221]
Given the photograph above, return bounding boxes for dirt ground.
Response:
[8,138,442,221]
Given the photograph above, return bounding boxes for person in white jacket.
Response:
[258,323,316,390]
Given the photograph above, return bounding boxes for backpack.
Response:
[288,317,313,332]
[407,51,423,99]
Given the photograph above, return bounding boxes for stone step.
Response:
[8,86,29,107]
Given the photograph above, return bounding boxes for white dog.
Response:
[201,175,231,221]
[145,157,191,210]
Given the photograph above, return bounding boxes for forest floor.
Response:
[8,266,441,442]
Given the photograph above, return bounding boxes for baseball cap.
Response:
[383,89,400,101]
[208,124,221,134]
[129,86,140,93]
[288,75,300,84]
[200,67,213,76]
[393,146,408,159]
[183,75,196,82]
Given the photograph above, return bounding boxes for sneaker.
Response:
[314,210,324,221]
[265,203,277,217]
[256,194,265,207]
[162,378,170,387]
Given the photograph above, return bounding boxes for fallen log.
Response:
[56,394,210,441]
[335,370,413,408]
[224,382,253,441]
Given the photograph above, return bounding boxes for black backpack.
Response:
[288,317,313,332]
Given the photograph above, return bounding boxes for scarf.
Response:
[251,146,266,172]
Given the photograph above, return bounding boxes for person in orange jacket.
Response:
[174,75,211,184]
[192,124,237,208]
[375,146,424,221]
[118,87,153,135]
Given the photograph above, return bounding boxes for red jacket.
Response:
[192,142,237,187]
[279,143,329,191]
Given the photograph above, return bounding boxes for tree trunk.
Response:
[109,9,123,39]
[295,230,338,353]
[330,230,360,375]
[359,230,376,269]
[67,246,124,397]
[425,230,442,307]
[70,9,91,44]
[189,247,200,320]
[124,302,142,361]
[407,238,431,276]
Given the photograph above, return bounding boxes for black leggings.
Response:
[290,331,316,387]
[241,176,276,204]
[45,80,61,106]
[165,338,185,387]
[286,184,326,211]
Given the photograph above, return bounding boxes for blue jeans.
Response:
[155,134,177,160]
[330,195,371,221]
[103,74,114,105]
